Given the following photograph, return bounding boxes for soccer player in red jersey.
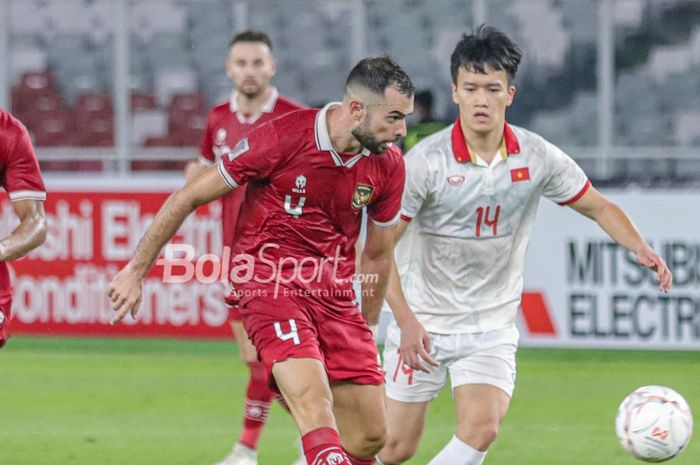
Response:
[109,57,415,465]
[0,109,48,348]
[185,30,305,465]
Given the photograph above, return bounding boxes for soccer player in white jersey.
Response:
[377,26,673,465]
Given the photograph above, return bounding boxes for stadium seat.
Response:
[31,110,77,147]
[74,92,114,147]
[131,110,168,146]
[131,92,157,112]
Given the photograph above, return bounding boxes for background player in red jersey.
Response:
[109,57,414,465]
[0,109,48,348]
[184,30,305,465]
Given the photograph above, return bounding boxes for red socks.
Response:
[239,361,273,449]
[302,427,352,465]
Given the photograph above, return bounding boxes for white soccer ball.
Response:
[616,385,693,462]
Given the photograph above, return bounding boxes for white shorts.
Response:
[383,321,519,402]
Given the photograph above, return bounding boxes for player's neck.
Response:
[327,105,362,154]
[460,116,504,164]
[235,87,273,115]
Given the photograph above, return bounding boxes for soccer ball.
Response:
[616,385,693,462]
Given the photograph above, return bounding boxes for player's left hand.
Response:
[636,246,672,292]
[398,315,438,373]
[108,265,144,325]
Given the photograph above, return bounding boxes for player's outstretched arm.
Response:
[385,219,437,372]
[0,199,47,262]
[569,186,672,292]
[109,166,232,324]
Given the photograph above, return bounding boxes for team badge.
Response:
[227,137,249,161]
[351,184,374,209]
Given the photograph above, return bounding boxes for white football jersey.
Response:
[398,120,590,333]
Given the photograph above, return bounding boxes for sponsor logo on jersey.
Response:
[227,137,250,161]
[215,128,227,145]
[351,184,374,209]
[293,175,307,193]
[447,175,465,186]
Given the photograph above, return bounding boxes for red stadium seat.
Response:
[131,92,157,112]
[74,92,114,146]
[31,110,77,146]
[167,92,206,145]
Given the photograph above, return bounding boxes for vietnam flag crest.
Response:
[510,167,530,182]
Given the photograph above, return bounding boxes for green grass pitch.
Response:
[2,336,698,465]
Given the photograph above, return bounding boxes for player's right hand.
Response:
[398,316,438,373]
[108,265,144,325]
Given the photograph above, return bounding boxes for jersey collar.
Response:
[315,102,371,167]
[450,117,520,164]
[229,87,279,124]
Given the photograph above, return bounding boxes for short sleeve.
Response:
[198,112,216,165]
[2,121,46,201]
[218,120,284,188]
[367,154,405,229]
[541,140,591,205]
[399,148,430,221]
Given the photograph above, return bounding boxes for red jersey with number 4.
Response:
[199,89,305,251]
[0,109,47,296]
[218,103,404,302]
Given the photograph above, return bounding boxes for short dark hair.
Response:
[450,25,522,83]
[345,57,415,98]
[229,30,273,50]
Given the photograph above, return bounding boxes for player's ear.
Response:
[506,85,516,107]
[348,99,366,122]
[451,82,459,105]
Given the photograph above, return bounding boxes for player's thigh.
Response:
[383,322,448,403]
[230,320,257,363]
[449,327,518,431]
[453,383,510,435]
[332,382,387,446]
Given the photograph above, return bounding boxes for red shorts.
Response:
[239,290,383,388]
[0,292,12,349]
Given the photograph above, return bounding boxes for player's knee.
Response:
[456,420,500,450]
[357,422,387,456]
[291,394,335,428]
[377,434,417,464]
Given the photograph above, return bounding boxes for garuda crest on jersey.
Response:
[351,184,374,209]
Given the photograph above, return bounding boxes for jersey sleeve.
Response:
[367,154,406,229]
[198,111,216,166]
[217,120,284,188]
[399,148,430,221]
[2,121,46,201]
[541,140,591,206]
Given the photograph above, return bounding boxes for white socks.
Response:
[427,435,487,465]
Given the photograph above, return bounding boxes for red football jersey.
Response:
[218,103,405,301]
[199,88,305,251]
[0,109,47,296]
